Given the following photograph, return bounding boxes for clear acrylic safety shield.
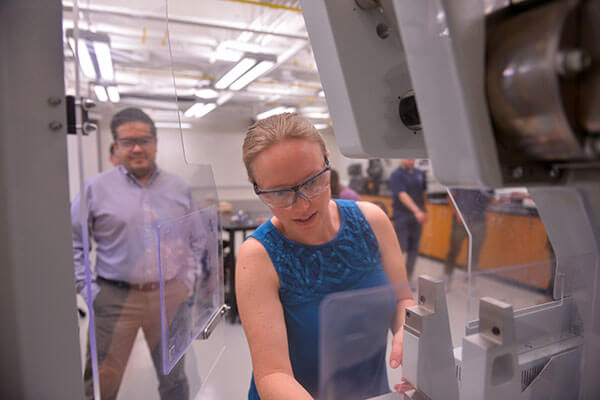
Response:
[318,251,590,400]
[68,0,228,398]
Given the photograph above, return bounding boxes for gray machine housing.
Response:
[301,0,600,398]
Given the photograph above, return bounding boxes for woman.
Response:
[236,113,414,399]
[330,168,361,201]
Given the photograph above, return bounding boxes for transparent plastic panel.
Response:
[446,186,556,329]
[319,283,414,400]
[66,0,228,398]
[447,186,554,283]
[157,205,223,374]
[319,253,590,399]
[457,253,591,400]
[65,1,104,399]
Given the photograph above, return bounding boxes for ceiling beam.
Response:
[62,2,309,41]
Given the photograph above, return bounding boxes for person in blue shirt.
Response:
[389,159,428,279]
[445,189,494,275]
[236,113,415,400]
[72,108,195,400]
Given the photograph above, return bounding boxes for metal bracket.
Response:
[66,95,96,135]
[200,304,231,340]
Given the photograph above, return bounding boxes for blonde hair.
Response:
[242,113,328,180]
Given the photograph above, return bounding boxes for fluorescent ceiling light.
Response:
[303,112,330,119]
[256,106,296,120]
[184,103,202,118]
[155,122,192,129]
[74,39,97,79]
[66,29,114,81]
[314,123,329,130]
[184,103,217,119]
[195,103,217,118]
[94,86,108,102]
[229,60,275,91]
[93,42,114,81]
[214,57,257,89]
[195,88,219,99]
[106,86,120,103]
[216,92,234,105]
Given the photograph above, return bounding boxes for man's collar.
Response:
[118,164,160,186]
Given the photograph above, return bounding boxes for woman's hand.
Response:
[389,326,404,369]
[394,377,415,394]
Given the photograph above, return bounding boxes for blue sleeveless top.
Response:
[246,199,393,399]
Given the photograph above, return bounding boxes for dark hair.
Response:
[109,143,115,155]
[110,107,156,141]
[330,168,341,197]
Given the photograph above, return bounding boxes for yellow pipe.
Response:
[252,80,322,90]
[223,0,302,13]
[296,95,317,106]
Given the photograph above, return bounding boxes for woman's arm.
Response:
[236,238,313,400]
[358,201,416,367]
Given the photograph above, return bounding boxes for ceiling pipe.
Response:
[223,0,301,13]
[62,2,308,41]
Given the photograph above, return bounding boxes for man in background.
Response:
[389,159,427,279]
[445,189,494,276]
[72,107,195,400]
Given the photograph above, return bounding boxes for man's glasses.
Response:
[254,158,330,209]
[116,136,156,149]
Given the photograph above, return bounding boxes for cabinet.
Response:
[362,196,553,290]
[420,203,453,260]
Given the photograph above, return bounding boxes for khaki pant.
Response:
[444,216,487,275]
[84,279,190,400]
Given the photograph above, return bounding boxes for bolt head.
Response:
[512,166,523,179]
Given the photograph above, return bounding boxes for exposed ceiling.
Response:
[62,0,330,127]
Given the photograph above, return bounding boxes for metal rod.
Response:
[62,2,309,41]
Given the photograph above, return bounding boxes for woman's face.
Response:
[251,138,331,239]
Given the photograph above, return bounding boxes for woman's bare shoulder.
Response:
[236,238,279,286]
[356,200,390,225]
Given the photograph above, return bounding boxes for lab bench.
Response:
[360,195,553,291]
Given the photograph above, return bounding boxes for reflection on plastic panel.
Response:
[157,206,222,374]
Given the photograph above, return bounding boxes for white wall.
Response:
[66,105,361,202]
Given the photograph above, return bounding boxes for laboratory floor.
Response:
[77,257,550,399]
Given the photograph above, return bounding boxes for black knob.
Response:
[399,90,421,132]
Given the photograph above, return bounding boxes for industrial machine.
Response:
[300,0,599,398]
[1,0,598,399]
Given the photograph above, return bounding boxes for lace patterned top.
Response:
[246,199,392,399]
